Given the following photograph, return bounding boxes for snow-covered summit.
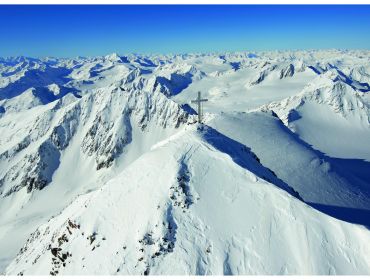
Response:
[6,124,370,275]
[0,50,369,275]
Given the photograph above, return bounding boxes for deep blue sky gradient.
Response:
[0,5,370,57]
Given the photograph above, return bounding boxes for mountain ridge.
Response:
[0,50,369,275]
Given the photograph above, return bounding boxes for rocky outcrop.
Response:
[1,140,61,196]
[261,70,370,126]
[280,64,295,79]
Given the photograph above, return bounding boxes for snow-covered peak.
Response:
[104,53,122,63]
[0,50,370,275]
[5,123,370,275]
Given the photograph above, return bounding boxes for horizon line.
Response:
[1,48,370,60]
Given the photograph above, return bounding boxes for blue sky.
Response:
[0,5,370,57]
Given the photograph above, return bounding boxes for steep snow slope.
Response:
[0,83,189,272]
[261,70,370,160]
[6,125,370,275]
[0,50,370,275]
[208,111,370,227]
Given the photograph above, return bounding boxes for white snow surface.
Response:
[0,50,369,275]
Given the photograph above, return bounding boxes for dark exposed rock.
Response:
[280,64,295,79]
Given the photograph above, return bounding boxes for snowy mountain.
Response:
[0,50,369,275]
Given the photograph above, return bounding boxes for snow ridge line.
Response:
[198,124,303,201]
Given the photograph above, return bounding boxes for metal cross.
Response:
[191,91,208,124]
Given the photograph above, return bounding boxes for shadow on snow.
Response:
[198,123,370,229]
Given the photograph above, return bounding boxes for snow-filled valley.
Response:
[0,50,369,275]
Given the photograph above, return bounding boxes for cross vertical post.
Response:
[197,91,201,123]
[191,91,208,124]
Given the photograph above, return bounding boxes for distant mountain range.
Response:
[0,50,369,275]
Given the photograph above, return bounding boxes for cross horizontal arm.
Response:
[191,99,208,103]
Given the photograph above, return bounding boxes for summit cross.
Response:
[191,91,208,124]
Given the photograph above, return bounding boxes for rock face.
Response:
[279,64,295,79]
[0,85,189,196]
[0,50,370,275]
[80,87,189,170]
[0,140,60,196]
[249,63,300,86]
[0,55,192,197]
[249,64,277,86]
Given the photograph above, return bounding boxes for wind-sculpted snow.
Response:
[208,112,370,228]
[5,125,370,275]
[0,50,370,275]
[199,125,302,200]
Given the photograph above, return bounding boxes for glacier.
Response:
[0,50,369,275]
